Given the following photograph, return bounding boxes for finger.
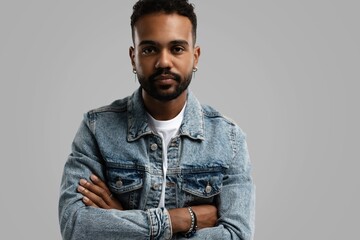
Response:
[89,175,115,206]
[78,179,124,210]
[82,196,99,208]
[80,178,111,199]
[90,175,111,194]
[77,183,110,209]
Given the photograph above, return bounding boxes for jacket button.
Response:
[115,180,123,188]
[205,184,212,194]
[150,143,158,151]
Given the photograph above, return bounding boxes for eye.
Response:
[142,47,157,55]
[172,46,185,54]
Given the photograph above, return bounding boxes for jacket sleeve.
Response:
[178,127,255,240]
[58,115,172,240]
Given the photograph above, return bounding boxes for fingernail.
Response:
[78,186,85,192]
[83,197,89,203]
[80,179,87,185]
[90,175,98,181]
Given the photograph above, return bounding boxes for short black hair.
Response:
[131,0,197,44]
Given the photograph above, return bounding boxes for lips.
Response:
[154,74,176,81]
[148,69,181,84]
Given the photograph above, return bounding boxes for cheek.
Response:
[136,59,154,75]
[176,56,194,71]
[179,62,194,75]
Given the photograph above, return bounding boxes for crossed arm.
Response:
[60,119,254,239]
[77,174,218,234]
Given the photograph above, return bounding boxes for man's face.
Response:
[130,13,200,102]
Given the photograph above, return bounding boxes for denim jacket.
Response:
[59,88,255,240]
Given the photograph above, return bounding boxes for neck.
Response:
[142,90,187,120]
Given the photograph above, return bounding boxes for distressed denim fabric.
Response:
[59,88,255,240]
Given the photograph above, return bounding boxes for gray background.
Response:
[1,0,359,239]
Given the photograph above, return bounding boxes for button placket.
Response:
[152,183,162,191]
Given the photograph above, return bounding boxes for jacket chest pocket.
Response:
[181,169,224,205]
[106,165,144,210]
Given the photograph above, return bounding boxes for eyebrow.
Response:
[138,40,190,47]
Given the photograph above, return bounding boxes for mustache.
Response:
[149,68,181,82]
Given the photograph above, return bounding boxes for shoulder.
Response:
[85,96,130,120]
[201,104,247,138]
[80,96,132,133]
[201,104,240,128]
[90,96,129,114]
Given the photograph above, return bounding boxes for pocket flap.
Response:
[107,166,143,194]
[182,171,223,198]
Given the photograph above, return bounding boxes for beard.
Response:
[138,68,192,101]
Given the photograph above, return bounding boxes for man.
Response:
[59,0,255,239]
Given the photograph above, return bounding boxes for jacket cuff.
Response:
[147,208,173,240]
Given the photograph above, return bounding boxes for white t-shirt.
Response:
[146,104,186,208]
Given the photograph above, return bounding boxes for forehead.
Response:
[133,13,193,45]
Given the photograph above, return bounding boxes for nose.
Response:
[155,50,173,69]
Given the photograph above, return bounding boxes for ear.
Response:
[129,46,135,69]
[193,46,201,68]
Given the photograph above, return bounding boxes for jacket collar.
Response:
[127,88,204,142]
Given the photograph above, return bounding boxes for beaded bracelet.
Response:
[183,207,197,238]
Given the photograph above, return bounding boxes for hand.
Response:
[77,174,123,210]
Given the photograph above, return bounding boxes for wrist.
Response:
[168,208,190,233]
[183,207,197,238]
